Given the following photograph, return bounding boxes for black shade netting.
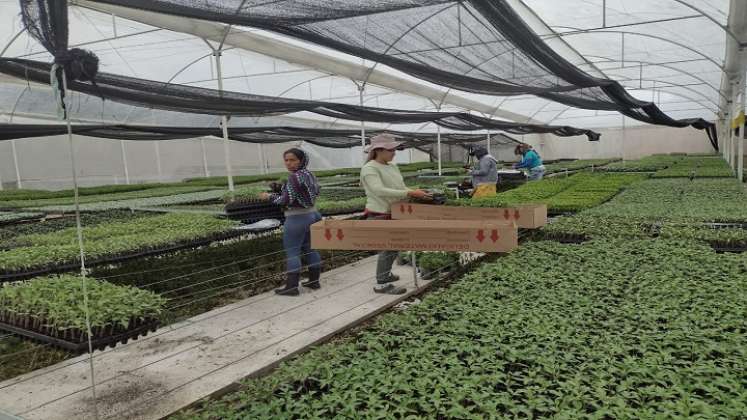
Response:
[81,0,716,147]
[0,123,521,150]
[20,0,100,116]
[0,58,600,141]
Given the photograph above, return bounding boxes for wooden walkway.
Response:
[0,256,430,420]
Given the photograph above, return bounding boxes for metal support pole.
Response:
[61,68,100,420]
[486,131,491,153]
[221,116,234,191]
[436,105,442,176]
[214,49,235,191]
[724,105,731,162]
[738,51,746,182]
[150,109,162,182]
[119,140,130,185]
[410,251,419,288]
[200,138,210,178]
[359,85,366,166]
[154,141,163,181]
[730,81,738,171]
[257,143,268,174]
[620,115,625,160]
[437,125,442,176]
[602,0,606,28]
[11,139,21,189]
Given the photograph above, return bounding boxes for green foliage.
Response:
[543,158,620,174]
[600,155,681,172]
[221,186,267,203]
[416,252,460,277]
[320,187,366,201]
[586,178,747,222]
[543,215,654,240]
[178,239,747,419]
[398,161,465,172]
[455,175,578,208]
[0,210,158,244]
[653,156,732,178]
[0,213,237,272]
[659,224,747,247]
[31,190,226,213]
[0,211,44,224]
[0,275,166,330]
[317,197,366,215]
[545,173,648,212]
[1,186,217,209]
[0,182,201,202]
[448,173,645,212]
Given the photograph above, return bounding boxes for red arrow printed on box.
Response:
[408,205,413,214]
[336,229,345,240]
[476,230,485,242]
[324,229,332,241]
[503,209,510,220]
[490,230,499,243]
[514,209,521,220]
[400,204,406,213]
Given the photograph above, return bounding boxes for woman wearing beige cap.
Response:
[360,133,431,295]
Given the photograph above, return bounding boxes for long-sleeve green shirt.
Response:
[360,160,410,213]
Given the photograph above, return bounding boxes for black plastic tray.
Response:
[0,230,251,282]
[0,318,159,353]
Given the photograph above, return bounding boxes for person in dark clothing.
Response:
[468,146,499,198]
[259,148,323,296]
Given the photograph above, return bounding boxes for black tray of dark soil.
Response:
[224,200,284,223]
[710,242,747,253]
[320,208,365,217]
[543,233,588,244]
[0,317,160,353]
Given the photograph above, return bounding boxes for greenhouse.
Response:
[0,0,745,419]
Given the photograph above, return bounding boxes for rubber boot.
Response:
[302,267,322,289]
[275,272,300,296]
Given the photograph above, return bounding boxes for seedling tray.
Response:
[0,317,159,353]
[224,201,284,222]
[710,242,747,253]
[320,208,365,217]
[0,230,250,282]
[542,233,589,244]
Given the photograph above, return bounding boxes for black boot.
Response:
[275,272,300,296]
[302,267,322,289]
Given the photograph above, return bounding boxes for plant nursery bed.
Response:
[0,230,251,282]
[0,318,159,353]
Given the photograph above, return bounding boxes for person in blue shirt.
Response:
[512,144,545,181]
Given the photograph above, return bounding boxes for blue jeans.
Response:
[528,165,546,181]
[283,211,322,273]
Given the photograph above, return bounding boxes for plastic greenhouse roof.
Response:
[0,0,731,132]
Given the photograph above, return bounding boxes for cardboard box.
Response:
[391,202,547,229]
[311,219,517,253]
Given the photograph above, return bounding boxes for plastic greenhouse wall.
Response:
[0,136,426,190]
[0,125,716,190]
